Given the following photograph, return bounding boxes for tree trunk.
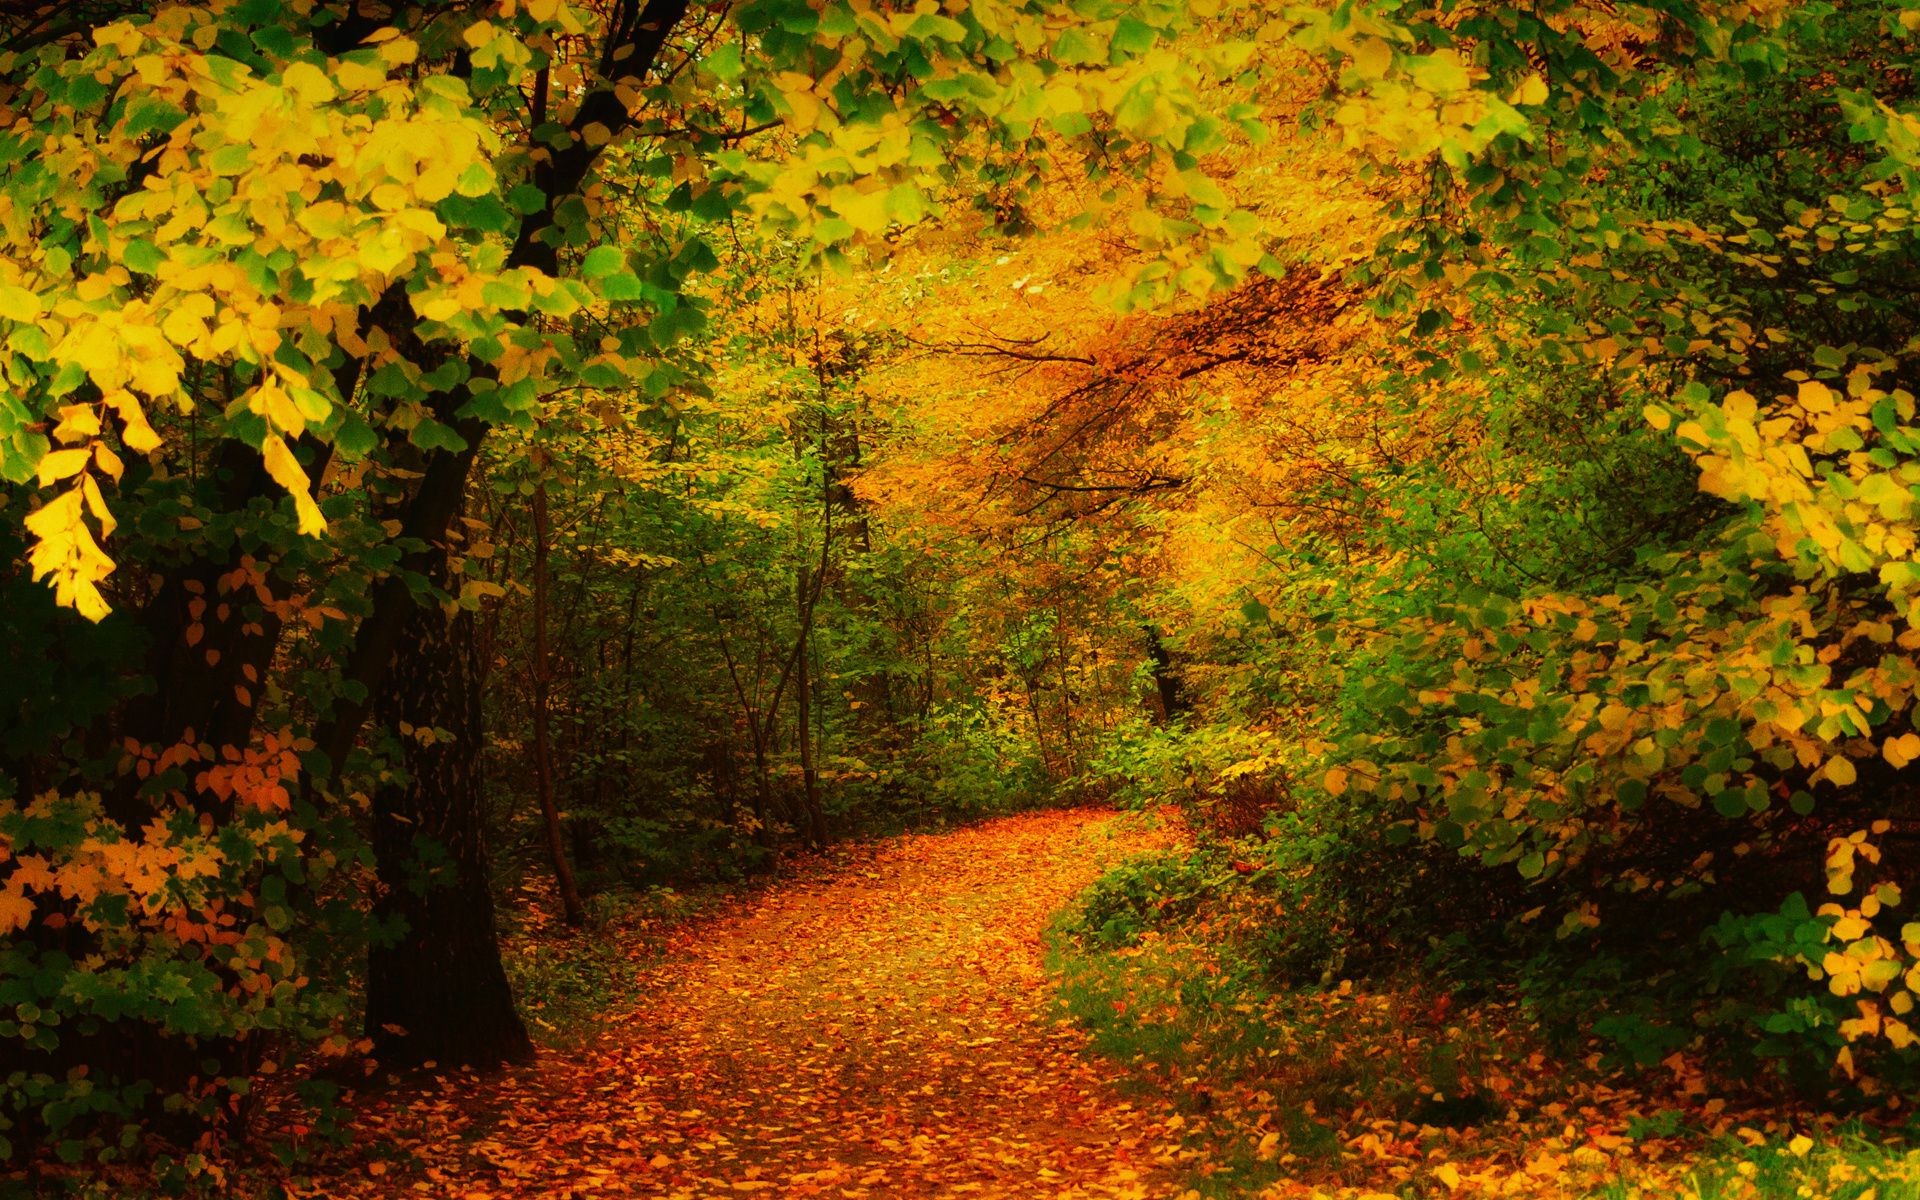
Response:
[367,596,532,1070]
[1025,677,1054,778]
[531,480,586,926]
[1145,624,1190,722]
[1055,602,1080,781]
[795,564,825,848]
[748,730,775,849]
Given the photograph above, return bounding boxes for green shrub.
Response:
[1063,849,1226,949]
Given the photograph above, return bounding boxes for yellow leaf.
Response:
[24,488,115,621]
[1351,38,1392,81]
[51,404,101,443]
[249,380,308,437]
[830,184,892,235]
[1513,73,1548,106]
[81,473,117,538]
[262,434,327,537]
[1324,766,1349,796]
[0,284,42,322]
[281,60,336,104]
[1789,1134,1813,1157]
[776,73,822,130]
[131,353,181,398]
[1434,1162,1462,1190]
[162,303,211,347]
[378,36,419,66]
[1827,756,1858,787]
[91,442,123,483]
[414,293,463,322]
[106,391,163,453]
[334,58,388,92]
[1798,379,1837,414]
[36,448,91,486]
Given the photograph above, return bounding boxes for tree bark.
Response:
[353,0,690,1067]
[1055,602,1080,780]
[366,593,532,1070]
[531,480,587,925]
[795,564,825,848]
[1145,624,1190,722]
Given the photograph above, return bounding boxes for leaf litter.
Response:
[302,808,1189,1199]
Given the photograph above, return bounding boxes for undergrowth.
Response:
[1050,848,1920,1199]
[499,885,715,1046]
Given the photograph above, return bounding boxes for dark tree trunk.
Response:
[795,564,825,848]
[748,731,775,848]
[366,597,532,1070]
[1145,625,1190,721]
[1055,601,1080,780]
[531,480,587,926]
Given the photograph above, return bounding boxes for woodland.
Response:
[0,0,1919,1196]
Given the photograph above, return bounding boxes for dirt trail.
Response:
[332,808,1191,1199]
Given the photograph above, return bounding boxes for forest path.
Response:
[337,808,1191,1199]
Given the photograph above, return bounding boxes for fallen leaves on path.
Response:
[308,809,1191,1198]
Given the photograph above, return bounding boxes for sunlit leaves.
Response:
[262,435,326,537]
[23,489,115,620]
[0,4,577,617]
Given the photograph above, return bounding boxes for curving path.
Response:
[324,808,1191,1199]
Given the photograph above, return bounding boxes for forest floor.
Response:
[294,808,1195,1199]
[32,806,1920,1199]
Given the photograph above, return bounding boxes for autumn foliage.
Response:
[2,0,1920,1195]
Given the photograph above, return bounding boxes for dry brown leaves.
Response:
[301,809,1191,1199]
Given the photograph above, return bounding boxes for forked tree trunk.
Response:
[366,596,532,1070]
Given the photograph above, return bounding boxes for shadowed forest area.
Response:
[2,0,1920,1196]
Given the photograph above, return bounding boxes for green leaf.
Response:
[122,95,187,139]
[1110,17,1157,57]
[1053,27,1103,66]
[122,239,164,275]
[600,270,644,302]
[508,183,548,215]
[705,43,744,81]
[906,12,967,41]
[208,143,253,175]
[408,418,469,453]
[332,414,379,459]
[581,245,625,280]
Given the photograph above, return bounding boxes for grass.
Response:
[1580,1126,1920,1199]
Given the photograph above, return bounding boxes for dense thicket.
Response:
[871,0,1920,1097]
